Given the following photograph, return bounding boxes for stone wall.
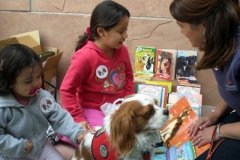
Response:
[0,0,220,106]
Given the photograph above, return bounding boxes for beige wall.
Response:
[0,0,220,106]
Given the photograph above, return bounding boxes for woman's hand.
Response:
[80,121,95,133]
[191,125,222,147]
[188,113,218,138]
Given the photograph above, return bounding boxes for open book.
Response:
[159,96,209,159]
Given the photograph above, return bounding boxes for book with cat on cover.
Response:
[134,46,156,75]
[160,97,210,159]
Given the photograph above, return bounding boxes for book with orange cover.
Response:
[160,97,209,159]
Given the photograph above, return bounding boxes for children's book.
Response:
[145,80,173,93]
[160,97,209,159]
[176,85,201,95]
[136,83,168,108]
[154,49,173,81]
[162,49,177,80]
[134,46,156,75]
[168,91,202,117]
[134,73,154,83]
[175,50,200,87]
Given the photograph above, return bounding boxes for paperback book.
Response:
[175,50,200,87]
[160,97,209,159]
[134,46,156,75]
[168,91,202,117]
[154,49,173,81]
[136,83,168,108]
[145,80,173,93]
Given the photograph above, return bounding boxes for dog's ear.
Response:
[109,103,137,155]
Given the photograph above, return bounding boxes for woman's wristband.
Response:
[216,123,223,139]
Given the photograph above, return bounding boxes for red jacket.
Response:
[60,41,134,122]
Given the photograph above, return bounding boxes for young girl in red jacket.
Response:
[59,0,134,146]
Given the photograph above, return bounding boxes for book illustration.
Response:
[155,49,172,81]
[136,83,168,108]
[160,97,209,159]
[176,50,200,87]
[160,103,193,147]
[175,141,195,160]
[161,49,177,80]
[134,46,156,75]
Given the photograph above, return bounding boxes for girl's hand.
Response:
[24,140,33,154]
[191,125,217,147]
[80,121,95,133]
[77,131,87,144]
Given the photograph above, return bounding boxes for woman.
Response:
[169,0,240,159]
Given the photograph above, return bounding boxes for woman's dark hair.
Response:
[170,0,240,70]
[0,44,42,95]
[75,0,130,51]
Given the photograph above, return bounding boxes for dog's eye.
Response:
[147,106,155,116]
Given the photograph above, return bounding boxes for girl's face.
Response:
[176,21,205,50]
[10,64,42,99]
[98,15,129,52]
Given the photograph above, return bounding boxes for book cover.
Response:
[175,50,200,87]
[154,49,173,81]
[145,80,173,93]
[136,83,168,108]
[160,97,209,159]
[168,92,202,117]
[134,46,156,75]
[162,49,177,80]
[176,85,201,95]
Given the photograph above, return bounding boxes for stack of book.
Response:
[134,46,202,114]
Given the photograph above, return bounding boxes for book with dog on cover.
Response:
[160,97,210,159]
[134,46,156,75]
[175,50,200,87]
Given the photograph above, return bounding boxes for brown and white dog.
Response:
[72,94,169,160]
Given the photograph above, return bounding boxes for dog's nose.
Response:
[163,109,169,115]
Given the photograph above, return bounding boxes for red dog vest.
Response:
[91,128,118,160]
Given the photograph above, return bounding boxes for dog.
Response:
[71,94,169,160]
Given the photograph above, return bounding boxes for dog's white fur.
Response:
[72,94,168,160]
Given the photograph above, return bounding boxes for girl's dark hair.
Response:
[0,44,42,95]
[75,0,130,51]
[170,0,240,70]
